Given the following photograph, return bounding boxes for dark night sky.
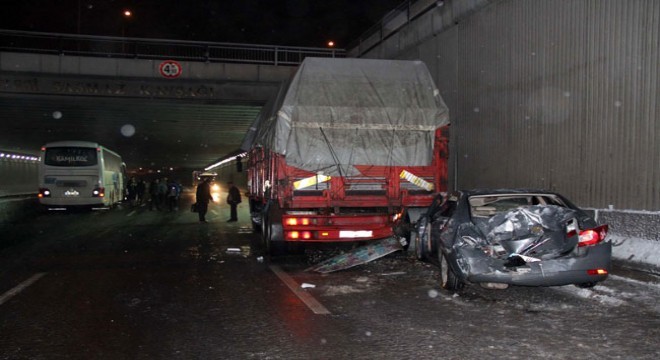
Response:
[0,0,404,47]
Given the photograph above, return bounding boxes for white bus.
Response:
[38,141,126,209]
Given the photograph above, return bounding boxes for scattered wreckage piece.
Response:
[307,236,403,273]
[415,190,612,290]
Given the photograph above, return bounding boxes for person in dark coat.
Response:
[148,178,160,211]
[196,177,213,222]
[136,179,146,205]
[126,177,138,206]
[157,177,169,211]
[226,181,241,222]
[166,179,181,211]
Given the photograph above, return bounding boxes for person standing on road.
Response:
[226,181,241,222]
[166,178,181,211]
[136,179,146,205]
[148,178,160,211]
[126,177,138,206]
[196,177,213,222]
[157,177,169,211]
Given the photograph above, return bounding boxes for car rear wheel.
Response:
[439,252,464,291]
[575,282,597,288]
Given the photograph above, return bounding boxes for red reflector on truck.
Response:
[286,231,312,240]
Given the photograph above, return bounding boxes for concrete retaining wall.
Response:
[0,151,39,197]
[0,196,39,224]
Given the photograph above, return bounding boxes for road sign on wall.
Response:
[159,60,182,78]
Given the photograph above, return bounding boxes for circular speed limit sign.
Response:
[159,60,182,78]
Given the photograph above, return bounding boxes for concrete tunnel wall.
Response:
[351,0,660,272]
[0,152,40,224]
[0,153,39,197]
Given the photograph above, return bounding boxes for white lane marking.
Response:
[0,273,47,306]
[269,265,331,315]
[127,210,136,217]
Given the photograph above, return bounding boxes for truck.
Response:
[241,57,450,254]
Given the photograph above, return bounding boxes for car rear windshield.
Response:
[44,147,98,167]
[469,194,566,217]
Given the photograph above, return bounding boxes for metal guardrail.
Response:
[0,29,345,66]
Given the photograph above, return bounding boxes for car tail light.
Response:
[578,224,608,247]
[587,268,608,276]
[92,187,105,197]
[38,188,51,198]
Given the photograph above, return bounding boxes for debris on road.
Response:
[306,237,402,273]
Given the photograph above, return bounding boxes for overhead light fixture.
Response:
[205,152,247,171]
[0,150,40,162]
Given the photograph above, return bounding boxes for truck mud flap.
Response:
[306,237,402,273]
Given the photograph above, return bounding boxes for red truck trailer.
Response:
[241,57,450,254]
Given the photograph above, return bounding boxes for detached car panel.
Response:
[418,190,612,290]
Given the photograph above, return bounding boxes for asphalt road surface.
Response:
[0,191,658,359]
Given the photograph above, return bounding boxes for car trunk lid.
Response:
[484,205,579,260]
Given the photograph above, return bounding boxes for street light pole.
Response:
[121,9,132,54]
[121,9,132,37]
[77,0,81,34]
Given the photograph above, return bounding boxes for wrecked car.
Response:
[414,190,611,290]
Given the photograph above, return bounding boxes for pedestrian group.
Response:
[126,175,242,224]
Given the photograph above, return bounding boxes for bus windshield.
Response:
[44,147,98,167]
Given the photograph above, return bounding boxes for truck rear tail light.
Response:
[286,231,312,240]
[587,268,608,276]
[38,188,51,198]
[285,217,312,226]
[92,187,105,197]
[578,224,608,247]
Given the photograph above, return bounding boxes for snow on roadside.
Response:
[609,274,660,290]
[609,235,660,271]
[552,286,627,307]
[551,271,660,313]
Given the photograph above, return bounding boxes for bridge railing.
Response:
[346,0,438,57]
[0,30,345,66]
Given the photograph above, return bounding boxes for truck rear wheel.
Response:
[262,206,286,256]
[250,200,262,233]
[394,211,412,251]
[261,211,271,251]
